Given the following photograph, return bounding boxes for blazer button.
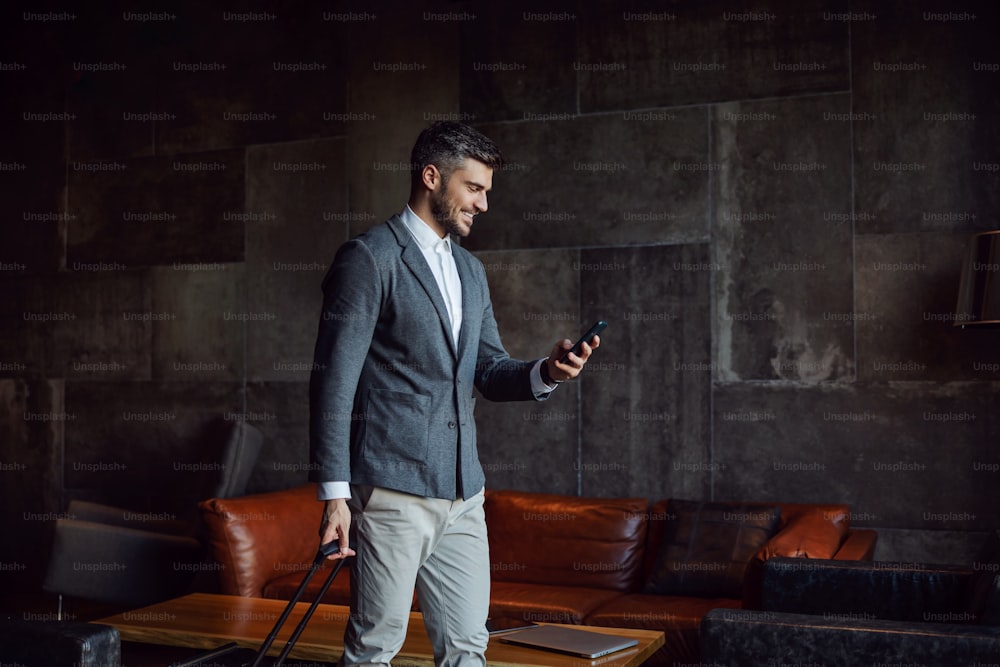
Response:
[448,421,457,429]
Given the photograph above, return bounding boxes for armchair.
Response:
[700,531,1000,666]
[42,420,263,608]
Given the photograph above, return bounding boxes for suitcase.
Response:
[169,541,348,667]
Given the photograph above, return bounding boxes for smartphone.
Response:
[486,617,539,635]
[559,320,608,364]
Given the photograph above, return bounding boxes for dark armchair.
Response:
[700,532,1000,666]
[42,420,263,608]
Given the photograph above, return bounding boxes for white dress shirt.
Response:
[318,206,556,501]
[400,205,464,347]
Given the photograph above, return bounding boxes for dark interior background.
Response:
[2,0,999,596]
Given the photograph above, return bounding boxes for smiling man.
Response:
[308,121,599,666]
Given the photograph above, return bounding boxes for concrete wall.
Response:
[2,1,998,593]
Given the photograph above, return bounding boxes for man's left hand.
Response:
[545,335,600,383]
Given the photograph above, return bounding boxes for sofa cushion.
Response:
[757,504,850,560]
[485,490,648,592]
[740,503,854,609]
[645,501,853,579]
[643,500,781,598]
[488,580,623,625]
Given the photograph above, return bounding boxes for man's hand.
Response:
[545,335,600,383]
[320,498,357,560]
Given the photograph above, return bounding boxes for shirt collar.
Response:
[401,205,450,253]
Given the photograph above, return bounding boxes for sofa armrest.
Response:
[761,557,977,623]
[701,608,1000,667]
[198,484,321,597]
[832,528,878,560]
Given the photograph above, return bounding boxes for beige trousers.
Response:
[342,485,490,667]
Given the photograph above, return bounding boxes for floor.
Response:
[1,591,338,666]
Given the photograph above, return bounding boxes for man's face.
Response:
[429,158,492,238]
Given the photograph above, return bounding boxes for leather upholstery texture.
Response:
[642,500,782,597]
[484,489,649,592]
[0,621,120,667]
[697,546,1000,666]
[198,484,875,666]
[701,607,1000,666]
[761,557,975,622]
[199,484,322,598]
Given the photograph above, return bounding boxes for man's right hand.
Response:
[320,498,357,560]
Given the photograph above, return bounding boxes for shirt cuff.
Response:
[317,481,351,501]
[530,358,558,397]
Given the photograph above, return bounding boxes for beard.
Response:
[429,179,472,237]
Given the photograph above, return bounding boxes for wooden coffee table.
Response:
[97,593,664,666]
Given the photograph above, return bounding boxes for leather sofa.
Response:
[700,541,1000,666]
[199,485,876,665]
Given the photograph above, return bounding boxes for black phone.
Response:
[559,320,608,364]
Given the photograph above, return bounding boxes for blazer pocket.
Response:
[361,388,431,467]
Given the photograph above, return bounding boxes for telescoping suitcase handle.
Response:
[249,541,350,667]
[169,541,351,667]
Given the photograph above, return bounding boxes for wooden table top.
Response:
[97,593,664,667]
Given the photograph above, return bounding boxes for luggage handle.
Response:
[250,541,352,667]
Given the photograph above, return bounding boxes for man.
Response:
[308,121,599,666]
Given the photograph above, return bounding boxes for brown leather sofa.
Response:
[199,485,876,665]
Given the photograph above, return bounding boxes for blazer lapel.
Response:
[452,246,480,364]
[390,216,459,358]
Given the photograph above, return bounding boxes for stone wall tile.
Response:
[712,94,853,382]
[579,245,712,500]
[459,4,576,123]
[466,109,709,251]
[851,1,999,233]
[578,0,849,112]
[346,8,460,234]
[245,381,310,493]
[245,139,348,382]
[150,264,244,381]
[154,6,348,153]
[713,381,1000,532]
[473,248,581,494]
[67,150,245,266]
[856,232,1000,382]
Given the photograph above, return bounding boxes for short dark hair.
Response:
[410,121,503,188]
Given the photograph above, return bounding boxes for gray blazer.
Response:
[309,215,542,500]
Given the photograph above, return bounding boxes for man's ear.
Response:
[421,164,441,191]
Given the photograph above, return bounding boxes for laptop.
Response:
[498,624,639,659]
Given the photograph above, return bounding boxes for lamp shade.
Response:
[955,230,1000,328]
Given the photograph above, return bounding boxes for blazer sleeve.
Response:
[308,239,381,484]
